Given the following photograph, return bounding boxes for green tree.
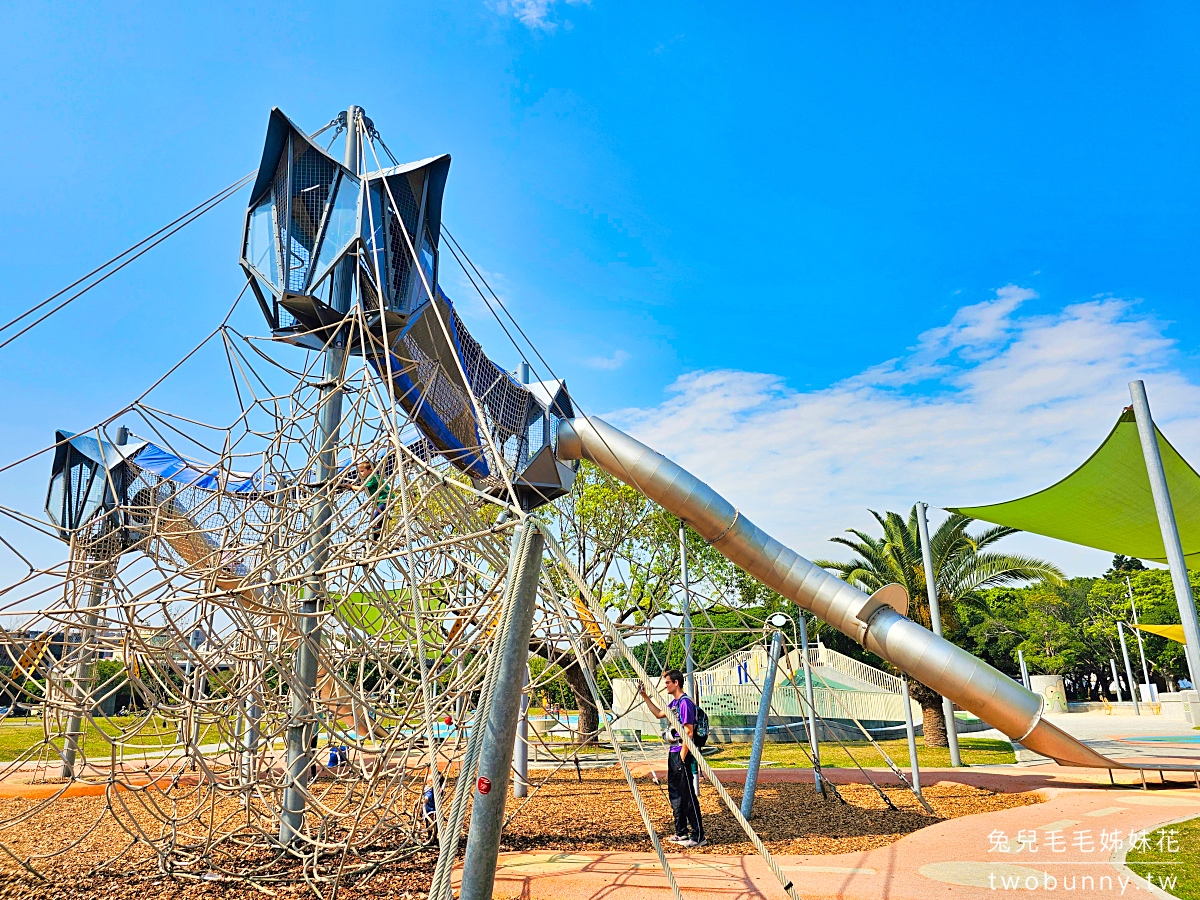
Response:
[815,507,1065,746]
[1104,554,1147,580]
[539,461,738,742]
[1084,569,1194,687]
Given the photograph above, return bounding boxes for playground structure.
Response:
[0,104,1197,899]
[614,639,934,743]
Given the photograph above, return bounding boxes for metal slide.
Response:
[556,415,1197,772]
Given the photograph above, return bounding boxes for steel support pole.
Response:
[279,106,358,846]
[916,502,961,766]
[741,630,782,819]
[61,425,127,779]
[59,576,106,779]
[459,524,544,900]
[680,524,694,698]
[798,615,822,796]
[1128,380,1200,686]
[512,666,531,799]
[1118,622,1141,715]
[1109,658,1123,703]
[1127,577,1155,700]
[241,656,262,786]
[1018,649,1031,690]
[901,676,921,798]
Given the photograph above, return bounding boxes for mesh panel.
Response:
[407,437,439,464]
[453,307,531,474]
[385,176,420,309]
[286,145,337,293]
[370,290,571,494]
[396,300,477,451]
[358,262,382,315]
[124,464,274,584]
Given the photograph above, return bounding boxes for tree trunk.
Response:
[921,702,947,747]
[560,659,600,745]
[908,680,948,748]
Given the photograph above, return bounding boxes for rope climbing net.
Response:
[0,303,619,892]
[0,108,923,900]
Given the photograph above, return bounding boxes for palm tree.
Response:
[815,507,1064,747]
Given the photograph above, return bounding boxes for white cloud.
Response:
[490,0,590,32]
[585,349,630,370]
[606,288,1200,576]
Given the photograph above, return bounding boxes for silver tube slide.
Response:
[557,416,1143,770]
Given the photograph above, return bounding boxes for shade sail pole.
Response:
[1128,380,1200,686]
[680,524,694,698]
[916,502,961,767]
[1127,577,1154,696]
[1118,622,1141,715]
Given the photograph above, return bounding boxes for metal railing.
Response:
[701,682,917,724]
[809,645,904,695]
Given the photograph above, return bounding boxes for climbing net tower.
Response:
[0,106,839,900]
[0,106,595,892]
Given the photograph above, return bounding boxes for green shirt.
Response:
[364,473,392,506]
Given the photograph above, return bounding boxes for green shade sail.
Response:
[331,585,448,645]
[950,409,1200,567]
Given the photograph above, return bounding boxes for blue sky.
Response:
[3,2,1200,575]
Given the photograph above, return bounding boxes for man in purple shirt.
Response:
[640,669,705,847]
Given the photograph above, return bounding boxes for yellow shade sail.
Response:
[1132,623,1187,645]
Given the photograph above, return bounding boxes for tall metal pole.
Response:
[680,524,694,698]
[1127,576,1154,700]
[512,666,530,799]
[798,615,822,796]
[60,573,107,778]
[741,630,782,819]
[1128,380,1200,686]
[901,676,921,799]
[60,425,128,779]
[279,106,359,845]
[1017,648,1031,690]
[1118,622,1141,715]
[916,502,961,767]
[460,524,545,900]
[1109,658,1123,703]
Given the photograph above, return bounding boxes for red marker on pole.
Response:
[476,776,492,795]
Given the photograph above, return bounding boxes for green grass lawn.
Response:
[1127,815,1200,900]
[0,716,218,762]
[706,736,1015,769]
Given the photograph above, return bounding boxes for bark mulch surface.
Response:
[0,768,1040,899]
[501,768,1042,856]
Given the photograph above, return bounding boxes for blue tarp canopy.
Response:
[130,442,263,493]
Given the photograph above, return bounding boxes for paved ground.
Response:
[455,712,1200,899]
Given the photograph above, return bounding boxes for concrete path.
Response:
[460,766,1200,899]
[462,712,1200,898]
[1015,713,1200,766]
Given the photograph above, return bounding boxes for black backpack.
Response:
[693,704,709,749]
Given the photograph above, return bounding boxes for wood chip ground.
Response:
[0,768,1040,899]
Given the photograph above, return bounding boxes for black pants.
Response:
[667,751,703,840]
